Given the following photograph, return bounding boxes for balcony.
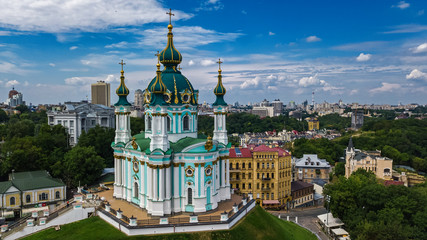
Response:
[261,187,271,191]
[230,178,240,182]
[261,177,271,181]
[229,168,241,173]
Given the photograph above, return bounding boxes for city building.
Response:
[271,99,283,116]
[294,154,331,183]
[229,145,292,208]
[290,181,314,208]
[5,87,24,107]
[91,81,111,107]
[112,20,230,216]
[47,101,115,145]
[134,89,144,109]
[0,170,66,218]
[306,117,320,130]
[345,138,393,179]
[252,106,274,118]
[351,109,364,129]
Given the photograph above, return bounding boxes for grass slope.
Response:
[24,206,316,240]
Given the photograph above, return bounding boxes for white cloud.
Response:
[105,41,128,49]
[383,24,427,34]
[393,1,410,9]
[306,36,321,43]
[201,59,215,66]
[65,74,116,85]
[69,46,78,50]
[241,10,247,14]
[188,60,195,66]
[298,75,325,87]
[5,80,20,87]
[49,63,55,67]
[370,82,401,93]
[0,0,192,33]
[356,53,372,62]
[240,76,261,89]
[350,89,359,95]
[418,10,425,16]
[24,81,29,86]
[412,43,427,53]
[269,32,275,36]
[195,0,223,11]
[406,69,427,80]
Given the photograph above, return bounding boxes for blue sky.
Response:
[0,0,427,105]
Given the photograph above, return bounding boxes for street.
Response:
[269,206,329,240]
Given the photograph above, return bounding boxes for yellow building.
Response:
[306,117,319,131]
[0,170,66,218]
[229,145,292,209]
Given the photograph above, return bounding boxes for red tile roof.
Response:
[229,148,252,158]
[252,145,290,156]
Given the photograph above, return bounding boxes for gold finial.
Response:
[155,51,161,69]
[216,58,223,70]
[166,8,174,25]
[119,60,126,75]
[178,65,182,71]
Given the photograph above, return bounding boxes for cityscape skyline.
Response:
[0,1,427,105]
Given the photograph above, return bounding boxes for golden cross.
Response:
[118,60,126,71]
[216,58,223,70]
[178,65,182,71]
[166,8,174,25]
[155,51,160,63]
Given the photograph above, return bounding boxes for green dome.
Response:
[115,71,131,106]
[147,67,197,105]
[159,25,182,67]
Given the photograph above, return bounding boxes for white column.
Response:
[226,159,230,186]
[178,114,181,133]
[173,165,179,198]
[153,167,158,200]
[181,164,185,197]
[195,165,199,197]
[221,159,225,187]
[159,168,164,200]
[128,159,131,200]
[201,165,205,197]
[147,166,152,200]
[166,167,171,199]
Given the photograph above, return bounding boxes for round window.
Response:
[182,94,189,102]
[205,167,212,176]
[186,168,193,177]
[164,94,171,102]
[133,161,139,172]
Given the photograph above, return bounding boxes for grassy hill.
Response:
[23,206,316,240]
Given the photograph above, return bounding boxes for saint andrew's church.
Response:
[112,12,231,216]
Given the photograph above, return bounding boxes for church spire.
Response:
[159,9,182,67]
[115,60,131,106]
[151,51,167,94]
[213,58,227,106]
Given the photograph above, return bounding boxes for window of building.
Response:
[262,163,264,169]
[56,191,61,199]
[249,183,252,189]
[147,116,152,131]
[257,163,260,168]
[242,163,245,169]
[236,184,239,189]
[91,120,96,126]
[187,188,193,205]
[257,183,259,189]
[10,197,15,205]
[272,163,274,168]
[242,183,245,189]
[242,173,245,179]
[183,115,190,131]
[272,183,274,188]
[267,183,269,188]
[249,173,252,179]
[257,173,259,179]
[70,120,74,126]
[249,163,252,169]
[262,193,264,199]
[101,118,108,126]
[236,163,239,169]
[230,184,233,188]
[267,163,269,169]
[39,193,48,201]
[26,194,31,203]
[266,193,269,200]
[272,173,274,179]
[134,182,139,199]
[57,120,62,125]
[271,193,274,200]
[267,173,269,178]
[167,116,171,132]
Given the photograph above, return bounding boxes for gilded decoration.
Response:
[133,157,139,173]
[164,91,172,104]
[205,165,212,176]
[185,166,195,177]
[131,137,138,150]
[143,90,151,104]
[205,136,213,151]
[180,89,192,104]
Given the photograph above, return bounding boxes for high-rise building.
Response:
[229,145,292,209]
[91,81,111,106]
[351,109,364,129]
[271,99,283,116]
[134,89,144,109]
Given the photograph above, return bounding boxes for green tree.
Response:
[6,119,35,139]
[52,146,104,188]
[130,117,145,136]
[77,125,115,167]
[0,109,9,123]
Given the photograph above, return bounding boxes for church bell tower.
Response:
[212,58,228,145]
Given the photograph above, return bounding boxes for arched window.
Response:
[134,182,139,199]
[39,193,48,201]
[10,197,15,205]
[55,191,60,199]
[249,163,252,169]
[167,116,171,132]
[183,115,189,131]
[147,116,152,131]
[187,188,192,205]
[26,194,31,203]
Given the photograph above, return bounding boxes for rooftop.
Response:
[291,181,313,192]
[295,154,331,168]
